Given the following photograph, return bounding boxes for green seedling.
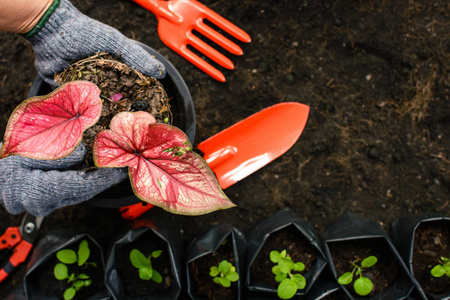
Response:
[129,249,163,283]
[270,250,306,300]
[338,255,378,296]
[209,260,239,287]
[430,252,450,278]
[53,239,97,300]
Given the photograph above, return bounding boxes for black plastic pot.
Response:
[245,208,327,298]
[24,229,108,300]
[104,216,183,299]
[27,42,196,208]
[305,270,346,300]
[321,211,416,300]
[392,214,450,300]
[186,224,247,300]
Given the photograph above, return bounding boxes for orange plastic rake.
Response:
[131,0,251,82]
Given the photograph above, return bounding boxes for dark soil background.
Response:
[0,0,449,298]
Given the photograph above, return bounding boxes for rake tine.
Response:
[180,46,226,82]
[200,4,251,43]
[187,33,234,69]
[196,21,243,55]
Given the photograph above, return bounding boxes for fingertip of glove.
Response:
[152,65,167,80]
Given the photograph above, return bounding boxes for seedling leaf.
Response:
[93,111,235,215]
[152,270,163,283]
[292,274,306,289]
[130,249,149,269]
[219,260,231,273]
[57,249,77,264]
[73,280,84,289]
[152,250,162,258]
[354,277,373,296]
[270,249,306,299]
[64,287,76,300]
[221,277,231,287]
[209,266,220,277]
[227,271,239,282]
[431,254,450,278]
[139,267,153,280]
[54,263,69,280]
[279,257,293,274]
[293,262,305,272]
[209,259,239,288]
[431,265,446,277]
[275,272,287,282]
[1,81,102,160]
[338,272,353,285]
[270,251,281,263]
[361,256,377,268]
[278,278,298,299]
[272,265,281,275]
[77,240,90,266]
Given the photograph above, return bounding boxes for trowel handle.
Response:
[120,202,154,219]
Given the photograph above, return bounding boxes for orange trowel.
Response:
[120,102,310,218]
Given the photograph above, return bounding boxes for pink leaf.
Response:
[93,111,235,215]
[0,81,102,160]
[110,93,123,102]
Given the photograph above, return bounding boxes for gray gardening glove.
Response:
[24,0,165,86]
[0,143,128,216]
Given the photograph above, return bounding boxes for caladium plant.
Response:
[0,80,235,215]
[1,81,102,160]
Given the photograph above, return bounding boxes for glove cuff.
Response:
[22,0,61,38]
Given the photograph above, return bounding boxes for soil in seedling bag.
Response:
[186,224,246,300]
[250,224,317,288]
[189,238,238,300]
[116,230,174,297]
[412,220,450,296]
[329,238,398,297]
[24,230,107,300]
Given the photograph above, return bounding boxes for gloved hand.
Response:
[0,143,128,216]
[24,0,165,86]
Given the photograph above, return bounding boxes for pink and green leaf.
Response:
[93,111,235,215]
[0,81,102,160]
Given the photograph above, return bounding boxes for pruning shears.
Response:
[0,214,44,283]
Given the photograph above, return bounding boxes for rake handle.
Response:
[130,0,179,22]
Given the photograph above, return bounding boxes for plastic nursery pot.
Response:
[305,270,347,300]
[186,224,247,300]
[24,229,108,300]
[104,216,183,300]
[27,42,196,208]
[245,208,327,299]
[321,211,416,300]
[392,213,450,300]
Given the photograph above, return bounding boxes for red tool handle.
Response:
[0,240,33,283]
[120,202,155,219]
[131,0,179,22]
[0,227,21,250]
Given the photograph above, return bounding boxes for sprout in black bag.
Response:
[322,211,416,300]
[104,216,183,300]
[186,224,247,300]
[392,214,450,300]
[129,248,163,283]
[246,209,327,299]
[24,230,108,300]
[53,239,98,300]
